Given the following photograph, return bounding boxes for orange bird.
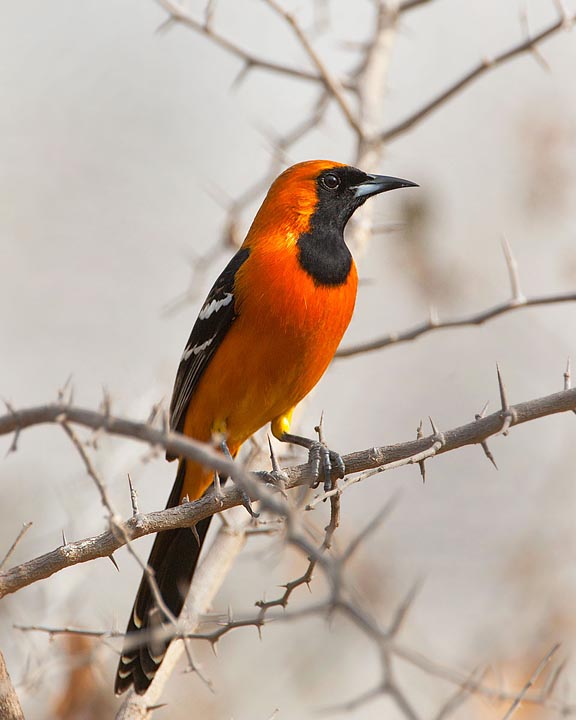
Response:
[115,160,417,694]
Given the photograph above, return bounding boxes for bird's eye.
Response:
[321,173,341,190]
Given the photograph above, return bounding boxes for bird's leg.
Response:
[273,413,345,492]
[253,436,289,497]
[213,471,224,502]
[219,440,259,518]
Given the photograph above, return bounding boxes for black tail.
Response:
[114,461,213,695]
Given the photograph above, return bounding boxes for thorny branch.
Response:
[2,378,576,597]
[338,288,576,358]
[380,4,576,143]
[338,235,576,357]
[261,0,362,136]
[16,507,573,718]
[4,1,576,717]
[161,1,576,314]
[155,0,338,86]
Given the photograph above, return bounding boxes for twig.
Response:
[337,289,576,358]
[501,643,561,719]
[261,0,362,136]
[60,420,116,515]
[0,522,33,571]
[380,8,576,143]
[61,419,181,634]
[399,0,436,13]
[115,522,248,720]
[155,0,334,86]
[1,383,576,597]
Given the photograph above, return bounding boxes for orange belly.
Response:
[181,246,358,501]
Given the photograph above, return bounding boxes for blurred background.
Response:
[1,0,576,717]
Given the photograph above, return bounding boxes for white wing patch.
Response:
[198,292,233,320]
[181,336,214,362]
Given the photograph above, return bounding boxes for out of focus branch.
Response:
[261,0,362,135]
[115,521,248,720]
[380,6,576,143]
[155,0,335,86]
[2,381,576,597]
[399,0,436,13]
[501,643,561,720]
[0,651,24,720]
[337,289,576,358]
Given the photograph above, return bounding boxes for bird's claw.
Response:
[307,442,345,492]
[238,486,260,518]
[254,469,289,498]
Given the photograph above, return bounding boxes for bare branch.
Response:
[380,9,575,143]
[155,0,334,86]
[337,289,576,358]
[261,0,362,136]
[1,383,576,597]
[502,643,561,720]
[399,0,436,13]
[0,651,24,720]
[0,522,33,572]
[115,522,248,720]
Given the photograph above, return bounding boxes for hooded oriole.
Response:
[115,160,417,695]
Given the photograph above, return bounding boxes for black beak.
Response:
[353,173,418,199]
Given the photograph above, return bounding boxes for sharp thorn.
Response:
[501,234,524,302]
[564,356,571,391]
[481,441,498,470]
[108,554,120,572]
[476,400,490,420]
[496,363,509,410]
[419,460,426,483]
[127,473,139,516]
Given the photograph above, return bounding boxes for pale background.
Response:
[1,0,576,718]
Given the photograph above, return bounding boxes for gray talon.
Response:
[240,488,259,518]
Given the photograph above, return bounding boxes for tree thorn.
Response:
[314,411,325,443]
[496,363,509,411]
[501,235,524,303]
[127,473,139,516]
[480,441,498,470]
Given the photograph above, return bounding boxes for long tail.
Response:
[114,461,213,695]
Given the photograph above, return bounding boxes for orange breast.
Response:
[181,242,357,500]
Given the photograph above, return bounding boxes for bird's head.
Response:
[249,160,418,242]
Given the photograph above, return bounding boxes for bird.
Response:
[114,159,417,695]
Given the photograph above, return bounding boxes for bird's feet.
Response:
[280,422,345,492]
[305,441,345,492]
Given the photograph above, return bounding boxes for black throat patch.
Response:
[297,218,352,286]
[296,166,370,286]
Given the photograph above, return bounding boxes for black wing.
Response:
[167,247,250,458]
